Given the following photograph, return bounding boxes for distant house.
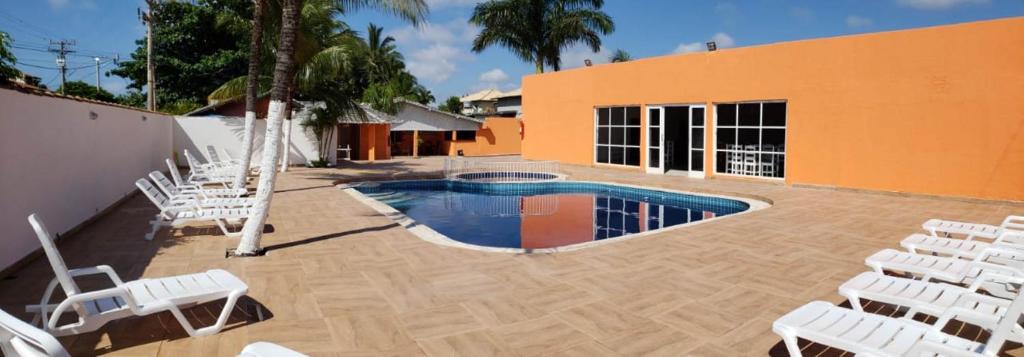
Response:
[459,88,502,117]
[494,88,521,118]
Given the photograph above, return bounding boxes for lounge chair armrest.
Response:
[69,265,124,286]
[968,260,1024,277]
[47,286,133,330]
[975,246,1024,262]
[1002,215,1024,229]
[968,272,1024,292]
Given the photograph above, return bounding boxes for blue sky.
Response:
[2,0,1022,103]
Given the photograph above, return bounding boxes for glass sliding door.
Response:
[714,101,786,179]
[595,106,641,167]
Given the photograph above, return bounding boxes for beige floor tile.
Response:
[398,304,484,339]
[417,330,515,357]
[326,313,415,352]
[491,316,592,356]
[555,302,652,340]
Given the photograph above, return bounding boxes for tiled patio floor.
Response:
[2,156,1023,356]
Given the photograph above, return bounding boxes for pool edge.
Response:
[339,180,772,254]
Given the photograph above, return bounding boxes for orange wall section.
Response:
[358,124,391,161]
[448,117,523,157]
[521,17,1024,201]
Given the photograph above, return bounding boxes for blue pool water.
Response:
[355,180,750,250]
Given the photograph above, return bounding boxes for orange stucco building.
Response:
[521,17,1024,201]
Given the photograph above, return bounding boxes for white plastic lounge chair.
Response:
[221,149,262,175]
[838,271,1024,342]
[865,249,1024,299]
[772,298,1022,356]
[136,179,253,240]
[6,307,299,357]
[184,150,236,182]
[1,308,69,357]
[239,342,307,357]
[901,233,1024,262]
[208,145,241,166]
[149,171,247,201]
[924,216,1024,241]
[167,158,234,188]
[24,214,248,337]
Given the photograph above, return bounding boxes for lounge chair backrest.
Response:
[206,146,222,163]
[183,149,201,171]
[166,159,186,187]
[148,171,181,197]
[26,215,81,298]
[0,307,69,357]
[136,179,170,211]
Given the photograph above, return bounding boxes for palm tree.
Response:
[233,0,266,191]
[364,23,403,83]
[438,96,461,114]
[233,0,428,256]
[469,0,614,73]
[609,48,630,63]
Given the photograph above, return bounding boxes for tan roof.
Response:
[460,88,502,102]
[497,88,521,98]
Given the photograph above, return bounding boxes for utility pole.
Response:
[94,57,101,89]
[47,39,76,94]
[139,1,157,111]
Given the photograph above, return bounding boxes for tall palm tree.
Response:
[469,0,614,73]
[233,0,266,191]
[364,23,403,83]
[233,0,428,256]
[609,48,630,63]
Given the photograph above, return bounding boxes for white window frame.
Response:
[712,100,788,180]
[594,106,642,167]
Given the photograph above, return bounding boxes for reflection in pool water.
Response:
[355,180,749,250]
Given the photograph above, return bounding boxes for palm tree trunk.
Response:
[235,0,301,256]
[535,59,544,73]
[233,0,264,190]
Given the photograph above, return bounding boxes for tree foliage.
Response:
[438,96,461,114]
[57,81,116,102]
[469,0,614,73]
[0,31,18,82]
[609,48,630,63]
[110,0,252,110]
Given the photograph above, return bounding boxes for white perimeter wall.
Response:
[172,116,329,168]
[0,89,173,270]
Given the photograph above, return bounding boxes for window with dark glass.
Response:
[595,105,642,166]
[714,101,786,178]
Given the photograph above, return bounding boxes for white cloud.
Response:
[48,0,69,9]
[425,0,484,9]
[388,18,480,84]
[479,69,508,83]
[674,32,735,54]
[406,44,462,83]
[845,15,874,28]
[896,0,988,10]
[560,45,609,69]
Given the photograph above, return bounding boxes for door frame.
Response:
[644,103,706,178]
[645,106,664,174]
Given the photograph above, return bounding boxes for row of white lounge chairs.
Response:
[774,215,1024,356]
[1,149,304,356]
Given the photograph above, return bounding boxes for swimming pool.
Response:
[350,180,762,252]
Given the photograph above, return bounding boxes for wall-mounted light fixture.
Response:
[89,111,98,120]
[141,115,147,121]
[706,41,717,51]
[584,59,593,67]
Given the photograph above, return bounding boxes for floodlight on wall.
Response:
[584,59,593,67]
[706,41,717,51]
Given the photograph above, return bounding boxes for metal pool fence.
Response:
[443,158,562,182]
